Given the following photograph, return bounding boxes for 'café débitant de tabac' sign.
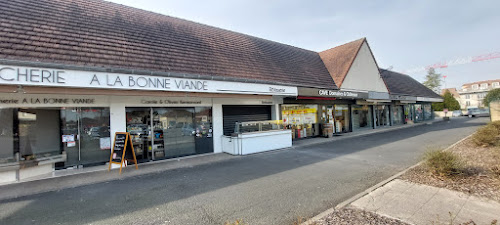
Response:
[0,65,298,96]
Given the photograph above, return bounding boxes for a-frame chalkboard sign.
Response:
[108,132,138,174]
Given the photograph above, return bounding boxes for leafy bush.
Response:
[483,88,500,107]
[424,149,464,177]
[472,123,500,147]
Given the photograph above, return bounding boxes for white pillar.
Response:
[109,102,126,138]
[271,103,281,120]
[212,103,223,153]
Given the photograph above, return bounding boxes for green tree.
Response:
[483,88,500,107]
[432,90,460,111]
[423,68,441,93]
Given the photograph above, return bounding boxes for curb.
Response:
[301,131,475,225]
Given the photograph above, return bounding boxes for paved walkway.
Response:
[292,118,448,148]
[0,117,486,225]
[351,179,500,225]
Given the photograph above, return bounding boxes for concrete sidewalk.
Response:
[351,179,500,225]
[0,117,451,200]
[292,117,449,148]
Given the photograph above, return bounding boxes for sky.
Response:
[107,0,500,89]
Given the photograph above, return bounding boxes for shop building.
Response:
[0,0,442,182]
[0,0,338,181]
[379,69,443,124]
[282,38,396,139]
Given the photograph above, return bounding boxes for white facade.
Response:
[339,42,389,93]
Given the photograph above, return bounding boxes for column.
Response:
[212,103,223,153]
[109,102,126,138]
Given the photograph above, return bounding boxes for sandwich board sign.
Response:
[108,132,138,174]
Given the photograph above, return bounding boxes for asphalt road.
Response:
[0,118,488,225]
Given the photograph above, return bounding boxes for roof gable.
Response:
[0,0,337,89]
[340,41,389,93]
[319,38,364,87]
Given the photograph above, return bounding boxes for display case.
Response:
[233,120,284,134]
[223,120,291,155]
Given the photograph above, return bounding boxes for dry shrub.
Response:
[424,149,464,177]
[224,220,246,225]
[472,124,499,147]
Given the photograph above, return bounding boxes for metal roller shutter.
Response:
[222,105,272,135]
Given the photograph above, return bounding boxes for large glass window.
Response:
[415,104,424,122]
[281,104,318,139]
[404,105,414,124]
[126,107,213,162]
[423,104,432,120]
[375,105,390,127]
[0,108,14,164]
[18,109,61,161]
[393,106,404,125]
[334,104,350,133]
[352,105,372,131]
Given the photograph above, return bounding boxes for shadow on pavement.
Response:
[0,118,488,224]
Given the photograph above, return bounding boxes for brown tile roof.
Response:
[0,0,337,89]
[462,79,500,88]
[380,69,442,99]
[318,38,365,87]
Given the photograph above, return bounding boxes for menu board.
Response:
[108,132,138,174]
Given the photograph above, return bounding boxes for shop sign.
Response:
[390,94,417,101]
[0,65,298,96]
[297,87,368,99]
[416,96,443,102]
[368,91,390,100]
[0,97,96,105]
[318,90,359,97]
[140,99,202,105]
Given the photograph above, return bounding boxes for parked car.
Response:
[451,110,463,117]
[468,108,490,117]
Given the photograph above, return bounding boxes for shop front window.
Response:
[423,104,432,120]
[18,108,61,161]
[393,106,404,125]
[126,107,213,161]
[319,105,334,137]
[281,104,318,139]
[376,105,390,127]
[404,105,414,123]
[0,108,15,164]
[352,105,372,131]
[334,104,350,133]
[415,104,423,122]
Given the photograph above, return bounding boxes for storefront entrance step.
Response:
[0,152,232,201]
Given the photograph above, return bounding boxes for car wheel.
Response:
[468,115,472,118]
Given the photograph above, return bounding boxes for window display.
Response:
[334,104,350,133]
[281,104,318,139]
[415,104,423,122]
[423,104,432,120]
[393,106,404,125]
[126,107,213,161]
[0,108,14,163]
[376,105,390,127]
[352,105,372,131]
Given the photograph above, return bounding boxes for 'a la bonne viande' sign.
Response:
[0,65,298,96]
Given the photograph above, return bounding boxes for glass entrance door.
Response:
[61,107,111,168]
